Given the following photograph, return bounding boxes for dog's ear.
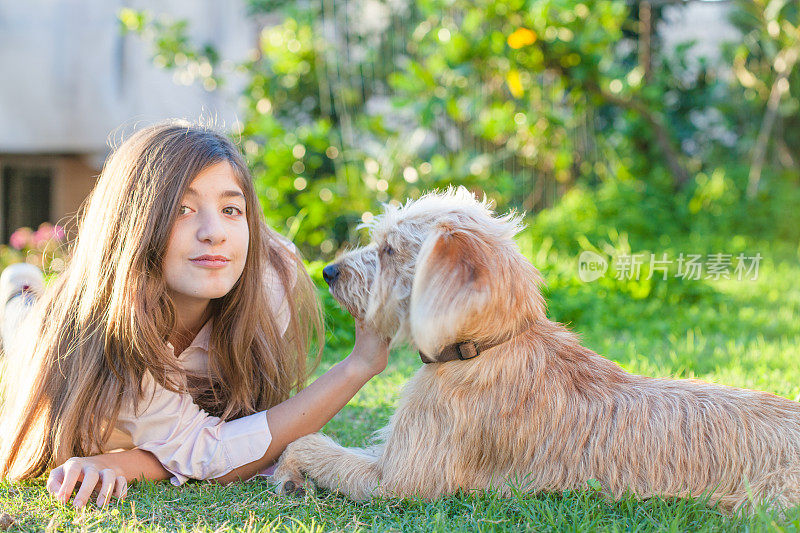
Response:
[409,217,545,357]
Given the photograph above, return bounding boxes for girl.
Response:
[0,120,389,509]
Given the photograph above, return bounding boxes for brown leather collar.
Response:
[418,322,533,364]
[419,341,482,364]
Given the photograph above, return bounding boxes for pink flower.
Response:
[9,227,33,250]
[52,225,66,241]
[34,223,53,246]
[33,222,65,249]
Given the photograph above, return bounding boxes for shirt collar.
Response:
[188,319,212,351]
[167,318,212,358]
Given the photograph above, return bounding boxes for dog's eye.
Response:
[381,244,394,257]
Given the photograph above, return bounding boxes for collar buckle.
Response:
[456,342,479,360]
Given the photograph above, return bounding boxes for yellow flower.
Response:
[507,69,524,98]
[507,28,537,49]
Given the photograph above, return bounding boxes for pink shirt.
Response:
[100,239,297,485]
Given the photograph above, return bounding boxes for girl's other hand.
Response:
[47,456,128,509]
[347,319,390,378]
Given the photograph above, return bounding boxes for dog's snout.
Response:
[322,264,340,286]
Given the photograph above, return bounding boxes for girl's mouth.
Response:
[190,255,230,268]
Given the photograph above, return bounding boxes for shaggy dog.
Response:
[273,187,800,513]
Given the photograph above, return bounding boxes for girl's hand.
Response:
[47,456,128,509]
[347,319,390,378]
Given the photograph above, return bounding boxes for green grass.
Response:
[2,232,800,531]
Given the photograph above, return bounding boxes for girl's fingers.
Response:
[50,459,127,507]
[46,466,65,495]
[56,460,84,504]
[72,467,99,509]
[113,475,128,500]
[94,468,116,508]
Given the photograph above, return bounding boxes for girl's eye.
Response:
[178,205,191,215]
[222,206,244,216]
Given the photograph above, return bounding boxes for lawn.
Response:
[1,230,800,531]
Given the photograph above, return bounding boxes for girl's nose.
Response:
[197,213,227,244]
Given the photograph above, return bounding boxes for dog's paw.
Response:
[272,448,314,498]
[271,433,334,497]
[272,469,315,497]
[278,477,316,497]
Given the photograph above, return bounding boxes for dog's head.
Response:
[323,243,378,320]
[324,187,546,361]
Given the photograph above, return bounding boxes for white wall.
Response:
[0,0,256,157]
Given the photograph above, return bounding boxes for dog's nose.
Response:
[322,264,340,286]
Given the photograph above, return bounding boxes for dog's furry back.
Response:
[377,319,800,510]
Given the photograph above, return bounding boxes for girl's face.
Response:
[163,161,250,307]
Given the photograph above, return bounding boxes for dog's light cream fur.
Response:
[274,187,800,513]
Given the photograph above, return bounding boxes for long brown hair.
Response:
[0,120,323,479]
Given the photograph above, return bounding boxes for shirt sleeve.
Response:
[116,371,272,486]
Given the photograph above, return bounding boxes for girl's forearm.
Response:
[212,354,375,485]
